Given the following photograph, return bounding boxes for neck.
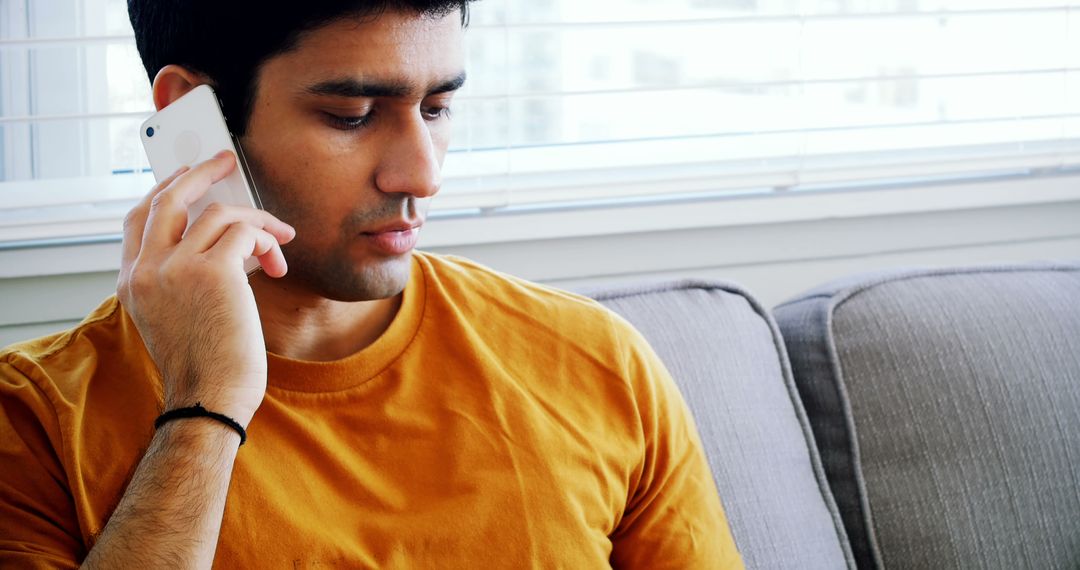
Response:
[249,274,402,362]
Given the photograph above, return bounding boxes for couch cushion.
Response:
[773,262,1080,569]
[588,280,854,569]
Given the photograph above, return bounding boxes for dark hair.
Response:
[128,1,473,136]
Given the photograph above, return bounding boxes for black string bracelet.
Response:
[154,403,247,446]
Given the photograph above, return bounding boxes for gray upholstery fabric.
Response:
[773,263,1080,570]
[587,280,855,570]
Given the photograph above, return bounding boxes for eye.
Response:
[324,112,371,131]
[421,105,452,121]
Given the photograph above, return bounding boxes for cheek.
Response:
[258,109,354,169]
[260,143,374,237]
[243,143,318,231]
[260,132,357,201]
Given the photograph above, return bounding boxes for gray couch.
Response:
[588,261,1080,570]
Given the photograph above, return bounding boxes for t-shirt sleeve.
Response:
[606,317,744,570]
[0,361,83,569]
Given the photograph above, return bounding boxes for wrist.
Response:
[163,389,262,429]
[156,403,248,445]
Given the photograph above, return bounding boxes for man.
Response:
[0,1,743,567]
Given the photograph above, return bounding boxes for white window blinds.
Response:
[1,0,1078,242]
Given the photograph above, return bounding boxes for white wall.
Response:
[2,194,1078,348]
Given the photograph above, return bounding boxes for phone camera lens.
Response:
[146,127,155,138]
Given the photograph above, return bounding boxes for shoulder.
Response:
[415,251,615,321]
[0,296,143,401]
[414,251,641,365]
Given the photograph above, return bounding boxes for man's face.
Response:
[240,10,465,302]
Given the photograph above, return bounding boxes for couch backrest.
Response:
[773,262,1080,569]
[590,280,855,569]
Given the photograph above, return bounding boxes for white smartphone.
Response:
[139,84,264,275]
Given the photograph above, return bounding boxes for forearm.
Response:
[81,419,241,569]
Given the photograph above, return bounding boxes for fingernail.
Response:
[214,150,233,159]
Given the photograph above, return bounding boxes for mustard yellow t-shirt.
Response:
[0,252,743,568]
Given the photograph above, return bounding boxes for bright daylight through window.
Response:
[1,0,1078,243]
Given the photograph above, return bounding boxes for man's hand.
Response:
[117,150,295,427]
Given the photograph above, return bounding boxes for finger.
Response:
[255,241,289,278]
[178,203,295,255]
[141,151,239,255]
[121,165,191,267]
[207,223,289,278]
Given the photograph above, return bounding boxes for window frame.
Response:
[2,168,1079,279]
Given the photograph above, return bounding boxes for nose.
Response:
[373,112,441,199]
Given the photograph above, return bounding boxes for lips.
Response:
[359,221,423,255]
[362,221,421,235]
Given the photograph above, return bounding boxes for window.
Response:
[2,0,1079,243]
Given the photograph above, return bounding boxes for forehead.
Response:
[261,10,465,91]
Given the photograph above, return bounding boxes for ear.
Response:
[151,65,211,111]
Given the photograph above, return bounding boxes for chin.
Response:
[293,251,412,302]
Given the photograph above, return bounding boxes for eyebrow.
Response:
[303,71,467,99]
